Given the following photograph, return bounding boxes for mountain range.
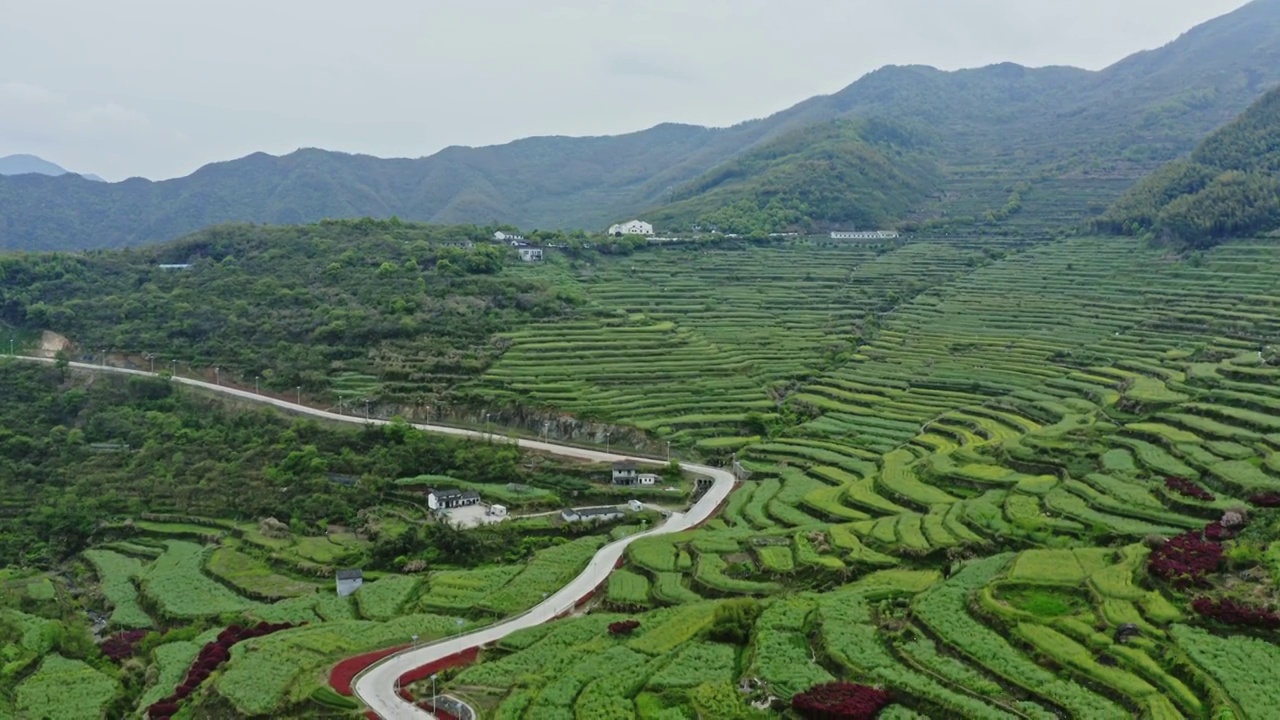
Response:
[1,0,1279,251]
[0,154,105,183]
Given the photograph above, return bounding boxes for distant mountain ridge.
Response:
[1,0,1279,251]
[0,154,105,182]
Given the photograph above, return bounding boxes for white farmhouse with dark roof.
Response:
[427,488,482,510]
[336,568,364,597]
[611,460,639,486]
[561,506,626,523]
[607,220,654,237]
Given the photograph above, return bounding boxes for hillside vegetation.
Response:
[648,119,940,234]
[2,0,1279,250]
[1098,85,1280,247]
[0,218,581,404]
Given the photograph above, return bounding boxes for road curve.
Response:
[7,356,736,719]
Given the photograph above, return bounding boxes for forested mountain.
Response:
[648,119,941,234]
[1096,86,1280,248]
[1,0,1279,251]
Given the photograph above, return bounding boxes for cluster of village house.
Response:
[335,459,663,596]
[495,222,898,264]
[496,220,657,262]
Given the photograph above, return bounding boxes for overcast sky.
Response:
[0,0,1252,181]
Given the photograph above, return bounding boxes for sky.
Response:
[0,0,1253,181]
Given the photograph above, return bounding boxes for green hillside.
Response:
[0,218,581,403]
[1098,86,1280,248]
[646,119,940,235]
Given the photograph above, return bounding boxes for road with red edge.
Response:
[8,356,738,720]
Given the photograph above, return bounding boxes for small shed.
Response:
[336,569,364,597]
[488,504,509,517]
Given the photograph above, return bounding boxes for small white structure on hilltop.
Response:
[831,230,900,240]
[517,248,543,262]
[493,231,525,242]
[608,220,654,237]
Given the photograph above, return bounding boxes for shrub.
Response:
[1146,531,1223,587]
[1192,597,1280,630]
[607,620,640,635]
[1165,476,1214,502]
[1247,492,1280,508]
[101,629,148,662]
[792,681,892,719]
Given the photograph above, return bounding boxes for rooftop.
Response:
[336,569,363,581]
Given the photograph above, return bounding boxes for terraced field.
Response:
[19,234,1280,719]
[449,236,1280,719]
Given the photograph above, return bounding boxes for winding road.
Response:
[8,356,736,719]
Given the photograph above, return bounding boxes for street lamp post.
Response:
[431,673,438,712]
[296,386,302,405]
[255,376,260,394]
[214,366,221,385]
[605,432,611,454]
[666,441,671,463]
[9,338,14,356]
[484,413,492,440]
[147,354,155,373]
[411,633,419,648]
[170,359,177,376]
[365,399,370,421]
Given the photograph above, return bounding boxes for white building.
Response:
[830,230,900,240]
[493,231,525,242]
[612,461,640,485]
[637,473,660,486]
[561,506,626,523]
[517,248,543,262]
[488,504,508,518]
[427,488,482,510]
[336,569,364,597]
[607,220,654,237]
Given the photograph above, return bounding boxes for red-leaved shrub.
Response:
[608,620,641,635]
[1192,597,1280,629]
[1165,477,1215,502]
[1147,531,1223,587]
[1248,492,1280,508]
[1202,522,1236,541]
[101,629,149,662]
[792,682,892,720]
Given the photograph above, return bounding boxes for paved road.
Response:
[7,356,736,719]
